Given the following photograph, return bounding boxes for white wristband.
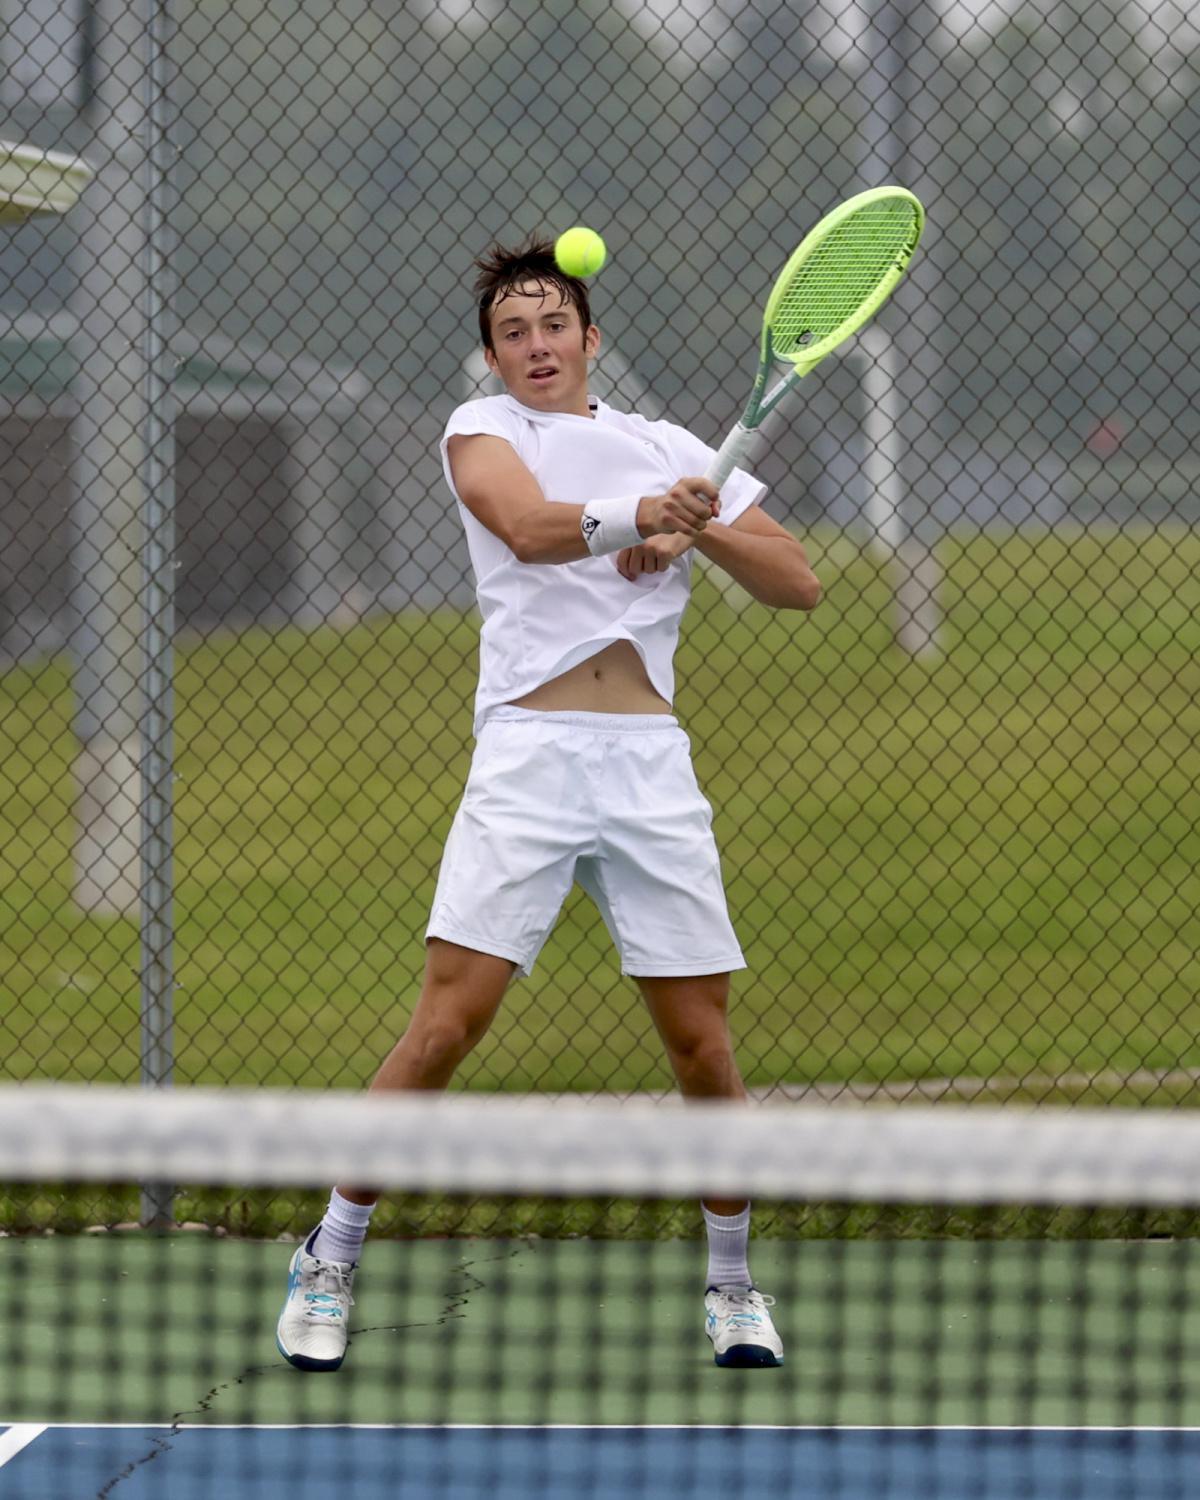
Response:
[580,496,643,556]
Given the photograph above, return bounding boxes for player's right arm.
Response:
[447,433,716,565]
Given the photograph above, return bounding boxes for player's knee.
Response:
[407,1012,484,1078]
[667,1031,737,1090]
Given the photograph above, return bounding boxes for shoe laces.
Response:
[301,1260,355,1322]
[711,1287,775,1326]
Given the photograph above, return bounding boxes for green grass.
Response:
[4,524,1200,1107]
[4,525,1200,1236]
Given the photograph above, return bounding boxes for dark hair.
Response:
[474,234,593,351]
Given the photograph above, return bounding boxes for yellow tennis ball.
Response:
[554,226,607,278]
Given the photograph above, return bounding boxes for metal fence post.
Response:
[138,0,177,1228]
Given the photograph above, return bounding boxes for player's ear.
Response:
[584,325,601,359]
[483,343,499,374]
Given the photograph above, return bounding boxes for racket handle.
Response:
[621,422,756,591]
[706,422,757,491]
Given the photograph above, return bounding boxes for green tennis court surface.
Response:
[5,1235,1200,1497]
[8,1234,1200,1426]
[9,1230,1200,1416]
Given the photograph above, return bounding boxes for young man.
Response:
[276,235,820,1375]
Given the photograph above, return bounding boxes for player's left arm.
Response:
[694,506,821,609]
[619,506,821,609]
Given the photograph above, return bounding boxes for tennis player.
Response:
[277,235,821,1374]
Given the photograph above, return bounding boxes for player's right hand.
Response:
[636,479,720,539]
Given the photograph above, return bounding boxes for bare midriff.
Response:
[508,639,671,715]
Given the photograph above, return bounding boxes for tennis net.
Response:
[2,1085,1199,1499]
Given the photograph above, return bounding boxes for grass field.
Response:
[3,524,1199,1113]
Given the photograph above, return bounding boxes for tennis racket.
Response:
[706,185,925,490]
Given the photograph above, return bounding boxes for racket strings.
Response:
[769,203,921,362]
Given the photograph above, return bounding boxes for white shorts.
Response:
[426,707,746,979]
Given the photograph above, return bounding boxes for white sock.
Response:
[702,1203,752,1289]
[310,1190,375,1265]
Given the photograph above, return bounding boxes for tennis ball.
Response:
[554,226,607,278]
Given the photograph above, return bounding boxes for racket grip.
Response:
[706,423,757,491]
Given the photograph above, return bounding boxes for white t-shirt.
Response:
[440,392,767,733]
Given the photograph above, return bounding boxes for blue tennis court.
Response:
[4,1424,1200,1499]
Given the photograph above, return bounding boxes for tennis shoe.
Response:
[704,1284,783,1368]
[276,1227,356,1372]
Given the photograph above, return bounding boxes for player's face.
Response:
[485,282,600,415]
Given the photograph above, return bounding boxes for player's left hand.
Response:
[616,534,692,582]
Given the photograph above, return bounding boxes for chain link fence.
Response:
[3,0,1199,1149]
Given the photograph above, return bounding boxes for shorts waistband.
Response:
[488,706,680,734]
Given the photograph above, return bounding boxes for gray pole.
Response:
[861,0,942,658]
[138,0,177,1227]
[70,0,147,920]
[69,0,176,1224]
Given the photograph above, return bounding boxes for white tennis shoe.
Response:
[275,1228,356,1372]
[704,1285,784,1368]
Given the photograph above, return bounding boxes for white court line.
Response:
[0,1426,47,1467]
